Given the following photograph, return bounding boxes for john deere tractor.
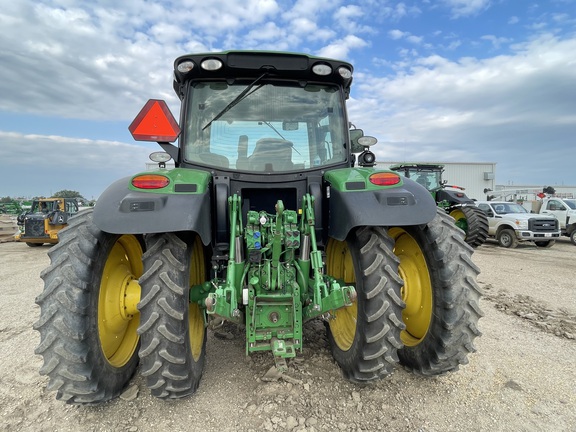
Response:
[390,164,489,248]
[35,51,482,404]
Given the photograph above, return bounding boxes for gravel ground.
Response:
[0,238,575,432]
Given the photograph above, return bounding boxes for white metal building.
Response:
[377,161,497,201]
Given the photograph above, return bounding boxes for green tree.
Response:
[53,190,85,200]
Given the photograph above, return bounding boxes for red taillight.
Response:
[132,174,170,189]
[369,172,401,186]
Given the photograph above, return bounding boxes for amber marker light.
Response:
[132,174,170,189]
[369,172,401,186]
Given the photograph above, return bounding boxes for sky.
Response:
[1,0,575,200]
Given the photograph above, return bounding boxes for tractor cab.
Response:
[389,163,445,193]
[128,52,379,244]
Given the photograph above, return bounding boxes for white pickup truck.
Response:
[524,198,576,245]
[475,201,560,248]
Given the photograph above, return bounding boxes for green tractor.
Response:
[390,164,489,248]
[35,51,482,404]
[0,200,23,215]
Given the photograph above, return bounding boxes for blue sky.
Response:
[1,0,575,199]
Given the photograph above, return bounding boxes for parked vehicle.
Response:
[523,198,576,245]
[35,51,482,405]
[15,198,79,246]
[475,201,560,248]
[390,164,488,248]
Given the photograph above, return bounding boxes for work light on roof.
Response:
[312,63,332,76]
[149,151,172,163]
[201,58,223,71]
[338,66,352,79]
[177,60,195,73]
[358,136,377,147]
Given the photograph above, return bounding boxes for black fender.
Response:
[93,176,212,245]
[328,177,437,241]
[436,189,475,205]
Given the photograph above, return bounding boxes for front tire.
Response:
[137,233,207,399]
[497,228,518,248]
[34,209,143,404]
[449,206,489,248]
[570,230,576,246]
[390,209,483,375]
[325,227,405,383]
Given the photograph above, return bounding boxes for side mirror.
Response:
[350,129,378,153]
[349,129,364,153]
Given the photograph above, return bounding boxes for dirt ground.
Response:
[1,238,575,432]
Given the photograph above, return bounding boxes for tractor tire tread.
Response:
[34,209,139,404]
[399,210,483,376]
[137,233,205,399]
[459,205,489,248]
[329,227,405,383]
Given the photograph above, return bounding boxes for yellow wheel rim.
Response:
[449,208,468,233]
[326,238,357,351]
[449,208,465,222]
[189,236,206,361]
[98,235,143,367]
[389,227,432,347]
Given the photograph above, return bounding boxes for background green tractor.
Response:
[390,164,489,248]
[0,200,23,215]
[35,51,482,404]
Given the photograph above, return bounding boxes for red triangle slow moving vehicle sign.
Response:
[128,99,181,142]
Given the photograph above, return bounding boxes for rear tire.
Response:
[497,228,518,248]
[325,226,405,382]
[390,209,483,375]
[34,209,143,404]
[26,242,43,247]
[449,206,489,248]
[138,233,207,399]
[570,230,576,246]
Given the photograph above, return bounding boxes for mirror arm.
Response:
[158,142,179,164]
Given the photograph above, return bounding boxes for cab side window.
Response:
[478,204,492,216]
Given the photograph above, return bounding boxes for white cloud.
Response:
[350,33,576,184]
[334,4,363,21]
[0,131,152,198]
[388,29,406,40]
[283,0,341,21]
[0,0,575,191]
[481,35,511,50]
[442,0,491,18]
[317,35,369,60]
[388,29,423,45]
[406,35,423,44]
